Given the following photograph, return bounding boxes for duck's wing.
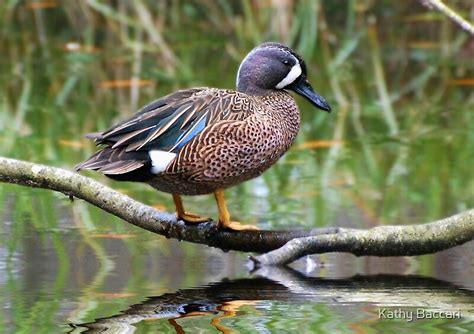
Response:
[76,88,256,174]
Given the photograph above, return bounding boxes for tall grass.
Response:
[0,2,473,330]
[0,0,472,221]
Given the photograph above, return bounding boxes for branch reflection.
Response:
[70,268,474,333]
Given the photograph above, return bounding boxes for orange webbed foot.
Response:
[220,220,260,231]
[177,212,210,223]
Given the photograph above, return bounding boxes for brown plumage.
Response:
[76,42,331,230]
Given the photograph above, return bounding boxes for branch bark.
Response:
[1,157,473,265]
[251,209,474,265]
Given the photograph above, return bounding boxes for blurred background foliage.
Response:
[1,0,472,224]
[0,0,473,332]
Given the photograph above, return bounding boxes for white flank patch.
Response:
[149,150,177,174]
[275,63,302,89]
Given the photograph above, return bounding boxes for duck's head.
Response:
[236,42,331,112]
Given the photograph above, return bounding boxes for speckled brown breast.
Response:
[148,90,300,195]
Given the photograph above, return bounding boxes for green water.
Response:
[1,1,473,333]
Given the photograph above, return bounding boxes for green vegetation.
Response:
[0,1,473,332]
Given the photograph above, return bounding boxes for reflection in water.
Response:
[71,268,474,333]
[1,1,473,333]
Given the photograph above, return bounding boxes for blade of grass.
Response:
[367,16,399,136]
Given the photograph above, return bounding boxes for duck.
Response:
[75,42,331,231]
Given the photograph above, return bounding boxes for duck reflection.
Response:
[70,267,474,333]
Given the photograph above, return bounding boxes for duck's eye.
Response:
[282,60,290,65]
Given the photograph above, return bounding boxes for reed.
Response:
[0,0,472,243]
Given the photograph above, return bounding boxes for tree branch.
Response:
[419,0,474,36]
[1,157,473,265]
[251,209,474,265]
[0,157,340,253]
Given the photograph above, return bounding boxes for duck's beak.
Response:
[289,76,331,112]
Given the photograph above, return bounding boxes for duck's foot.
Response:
[177,212,210,223]
[213,189,259,231]
[173,194,210,223]
[220,220,260,231]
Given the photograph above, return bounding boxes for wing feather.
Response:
[171,112,208,151]
[77,88,259,176]
[135,102,194,150]
[88,88,256,155]
[98,160,145,174]
[111,125,155,149]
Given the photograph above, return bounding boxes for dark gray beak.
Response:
[289,76,331,112]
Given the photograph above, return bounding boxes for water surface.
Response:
[1,1,473,333]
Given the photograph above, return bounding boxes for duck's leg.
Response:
[172,193,209,223]
[214,189,259,231]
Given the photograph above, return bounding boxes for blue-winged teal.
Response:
[76,42,331,230]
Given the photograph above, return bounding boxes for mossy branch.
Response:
[251,210,474,265]
[1,156,473,266]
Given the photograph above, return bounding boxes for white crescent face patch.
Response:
[275,62,302,89]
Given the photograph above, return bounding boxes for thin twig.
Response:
[420,0,474,36]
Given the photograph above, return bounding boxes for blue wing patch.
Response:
[172,115,208,151]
